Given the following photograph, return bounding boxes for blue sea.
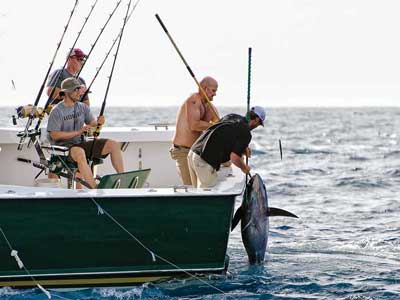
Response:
[1,106,399,300]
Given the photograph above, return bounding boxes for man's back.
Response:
[191,114,251,170]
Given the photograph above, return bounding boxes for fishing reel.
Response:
[12,104,53,125]
[82,126,102,141]
[48,155,66,174]
[16,128,41,139]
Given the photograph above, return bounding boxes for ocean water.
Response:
[1,106,399,300]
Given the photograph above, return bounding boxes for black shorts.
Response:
[69,139,109,161]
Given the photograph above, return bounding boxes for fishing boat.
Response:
[0,125,245,288]
[0,3,251,289]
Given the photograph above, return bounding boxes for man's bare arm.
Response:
[49,126,89,142]
[230,152,251,174]
[186,97,212,131]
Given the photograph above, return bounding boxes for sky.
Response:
[1,0,400,107]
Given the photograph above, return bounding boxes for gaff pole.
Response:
[246,47,252,183]
[155,14,220,121]
[17,0,79,151]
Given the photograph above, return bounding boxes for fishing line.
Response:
[89,199,236,299]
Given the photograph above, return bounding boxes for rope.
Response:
[0,227,52,299]
[0,227,78,300]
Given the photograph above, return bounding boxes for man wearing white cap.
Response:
[187,106,266,188]
[46,48,90,106]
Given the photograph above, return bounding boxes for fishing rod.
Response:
[246,47,252,183]
[98,0,132,120]
[31,0,121,133]
[76,0,122,78]
[79,0,140,103]
[47,0,99,102]
[30,0,99,137]
[89,0,133,163]
[155,14,220,121]
[16,0,79,151]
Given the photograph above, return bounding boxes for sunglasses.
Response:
[71,56,85,62]
[74,87,82,92]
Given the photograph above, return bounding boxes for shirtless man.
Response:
[170,76,219,186]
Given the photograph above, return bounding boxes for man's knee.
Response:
[103,139,120,153]
[70,147,87,162]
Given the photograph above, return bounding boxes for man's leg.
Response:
[191,152,218,188]
[101,140,124,173]
[170,146,192,185]
[48,172,59,179]
[187,151,198,188]
[69,146,97,188]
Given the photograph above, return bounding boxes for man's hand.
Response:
[79,125,91,135]
[241,164,251,175]
[245,147,252,158]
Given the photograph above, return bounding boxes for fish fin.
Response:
[231,206,243,231]
[268,207,298,218]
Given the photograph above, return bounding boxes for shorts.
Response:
[69,138,109,161]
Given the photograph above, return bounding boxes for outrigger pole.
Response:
[89,0,133,161]
[17,0,79,151]
[29,0,99,141]
[155,14,220,121]
[79,0,140,103]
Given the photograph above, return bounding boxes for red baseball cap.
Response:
[68,48,87,58]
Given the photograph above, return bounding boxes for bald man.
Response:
[170,76,219,186]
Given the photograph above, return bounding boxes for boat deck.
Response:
[0,164,245,198]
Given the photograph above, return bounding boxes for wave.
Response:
[291,148,335,155]
[384,169,400,177]
[383,150,400,158]
[293,168,327,176]
[349,155,369,161]
[335,177,390,188]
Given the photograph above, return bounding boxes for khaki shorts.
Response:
[169,145,192,186]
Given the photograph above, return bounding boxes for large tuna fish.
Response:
[231,173,298,264]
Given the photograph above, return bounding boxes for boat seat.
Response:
[97,168,151,189]
[43,145,103,189]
